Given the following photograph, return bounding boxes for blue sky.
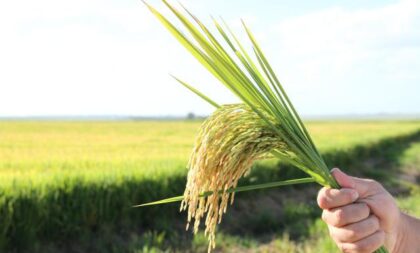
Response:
[0,0,419,117]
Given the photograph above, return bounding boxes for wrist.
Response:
[391,211,406,253]
[392,212,418,253]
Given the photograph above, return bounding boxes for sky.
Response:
[0,0,419,117]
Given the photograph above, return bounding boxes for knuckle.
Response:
[353,242,368,253]
[345,192,354,203]
[318,195,327,209]
[321,210,328,222]
[317,188,328,208]
[346,228,358,240]
[377,230,385,243]
[352,231,384,253]
[339,243,354,253]
[352,241,371,253]
[359,203,370,216]
[370,216,380,230]
[335,209,346,223]
[329,226,344,243]
[367,179,381,188]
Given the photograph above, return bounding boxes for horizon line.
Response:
[1,113,420,121]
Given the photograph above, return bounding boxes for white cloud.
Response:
[0,0,224,116]
[0,0,418,116]
[264,0,420,114]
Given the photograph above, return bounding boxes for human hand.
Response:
[317,168,403,253]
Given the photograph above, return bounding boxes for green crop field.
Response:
[0,120,419,252]
[1,121,420,184]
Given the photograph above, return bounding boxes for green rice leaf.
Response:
[171,75,220,108]
[133,177,315,207]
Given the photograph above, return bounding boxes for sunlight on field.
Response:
[0,121,200,184]
[0,120,419,252]
[0,120,419,186]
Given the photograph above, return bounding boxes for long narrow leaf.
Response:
[133,177,315,207]
[171,75,220,108]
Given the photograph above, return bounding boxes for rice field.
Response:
[0,120,419,252]
[1,120,420,185]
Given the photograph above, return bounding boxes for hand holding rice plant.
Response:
[139,1,389,252]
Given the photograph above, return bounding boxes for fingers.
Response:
[328,215,380,243]
[322,202,370,227]
[317,187,359,209]
[337,230,385,253]
[322,169,392,252]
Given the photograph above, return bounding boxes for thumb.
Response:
[331,168,355,188]
[331,168,374,197]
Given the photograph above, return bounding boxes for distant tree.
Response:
[187,112,195,120]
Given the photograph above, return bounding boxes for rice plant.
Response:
[140,1,389,252]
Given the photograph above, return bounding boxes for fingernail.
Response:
[351,190,359,201]
[342,188,358,201]
[330,167,340,173]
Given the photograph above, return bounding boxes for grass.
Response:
[0,120,419,252]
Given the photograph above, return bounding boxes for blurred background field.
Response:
[2,121,420,184]
[1,1,419,252]
[0,120,419,252]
